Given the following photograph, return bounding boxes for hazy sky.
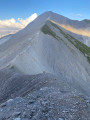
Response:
[0,0,90,37]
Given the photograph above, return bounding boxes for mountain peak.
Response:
[43,11,54,14]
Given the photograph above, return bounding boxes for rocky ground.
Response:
[0,69,90,120]
[0,87,90,120]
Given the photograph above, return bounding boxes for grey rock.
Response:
[12,112,21,117]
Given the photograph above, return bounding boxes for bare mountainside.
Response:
[0,11,90,120]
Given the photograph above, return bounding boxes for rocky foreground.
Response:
[0,70,90,120]
[0,85,90,120]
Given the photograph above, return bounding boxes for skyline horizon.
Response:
[0,0,90,37]
[0,11,90,38]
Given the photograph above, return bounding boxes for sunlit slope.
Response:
[50,20,90,37]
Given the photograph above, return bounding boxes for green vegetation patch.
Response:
[50,21,90,63]
[41,23,57,39]
[41,22,63,42]
[65,34,90,63]
[41,20,90,63]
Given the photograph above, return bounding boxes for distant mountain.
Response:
[0,11,90,120]
[82,19,90,24]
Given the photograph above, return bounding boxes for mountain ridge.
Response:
[1,11,90,47]
[0,11,90,120]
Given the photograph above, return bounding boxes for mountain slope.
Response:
[0,11,90,120]
[0,18,90,95]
